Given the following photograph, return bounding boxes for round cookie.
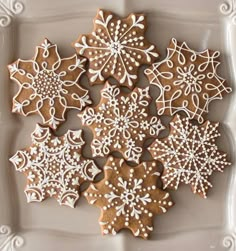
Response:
[145,38,232,123]
[10,124,100,208]
[8,38,91,129]
[148,114,231,198]
[73,9,159,89]
[79,81,165,163]
[84,156,174,239]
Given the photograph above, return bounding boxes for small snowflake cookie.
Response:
[148,114,231,198]
[84,156,173,239]
[8,38,91,129]
[73,9,159,88]
[10,124,100,208]
[145,38,232,123]
[79,82,165,163]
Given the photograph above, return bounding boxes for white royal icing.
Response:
[10,124,100,208]
[9,39,91,129]
[80,82,165,163]
[74,10,158,87]
[148,114,231,198]
[84,157,173,238]
[144,38,232,123]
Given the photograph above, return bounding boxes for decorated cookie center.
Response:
[183,73,202,93]
[109,41,123,54]
[33,70,62,98]
[122,191,136,202]
[114,116,130,130]
[188,150,196,160]
[176,66,203,95]
[47,157,61,176]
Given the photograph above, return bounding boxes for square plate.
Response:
[0,0,235,250]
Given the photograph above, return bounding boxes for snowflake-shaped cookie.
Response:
[8,38,91,129]
[74,9,159,88]
[145,38,232,123]
[84,156,173,239]
[79,82,165,163]
[10,124,100,208]
[148,115,231,198]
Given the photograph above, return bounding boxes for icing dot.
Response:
[103,229,109,234]
[32,70,62,99]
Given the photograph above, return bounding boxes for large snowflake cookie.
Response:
[145,38,232,123]
[73,9,159,89]
[148,114,231,198]
[84,156,173,239]
[8,38,91,129]
[80,82,165,163]
[10,124,100,208]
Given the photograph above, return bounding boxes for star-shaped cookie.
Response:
[8,38,91,129]
[74,9,159,88]
[10,124,100,207]
[84,156,174,239]
[145,38,232,123]
[148,114,231,198]
[79,82,165,163]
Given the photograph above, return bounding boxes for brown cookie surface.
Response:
[148,114,231,198]
[8,38,91,129]
[79,82,165,163]
[73,9,159,88]
[10,124,100,208]
[145,38,232,123]
[84,156,173,239]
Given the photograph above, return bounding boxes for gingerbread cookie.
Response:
[145,38,232,123]
[8,38,91,129]
[148,114,231,198]
[73,9,159,88]
[84,156,173,239]
[10,124,100,207]
[79,82,165,163]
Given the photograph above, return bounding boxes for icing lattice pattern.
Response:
[148,115,231,198]
[10,124,100,207]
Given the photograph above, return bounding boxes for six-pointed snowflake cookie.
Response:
[84,156,174,239]
[148,114,231,198]
[79,82,165,163]
[10,124,100,208]
[73,9,159,88]
[145,38,232,123]
[8,38,91,129]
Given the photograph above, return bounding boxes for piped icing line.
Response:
[145,38,232,123]
[148,114,231,198]
[10,124,100,207]
[84,156,174,239]
[79,81,165,163]
[8,38,91,129]
[74,9,159,89]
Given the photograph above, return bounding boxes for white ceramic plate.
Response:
[0,0,235,250]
